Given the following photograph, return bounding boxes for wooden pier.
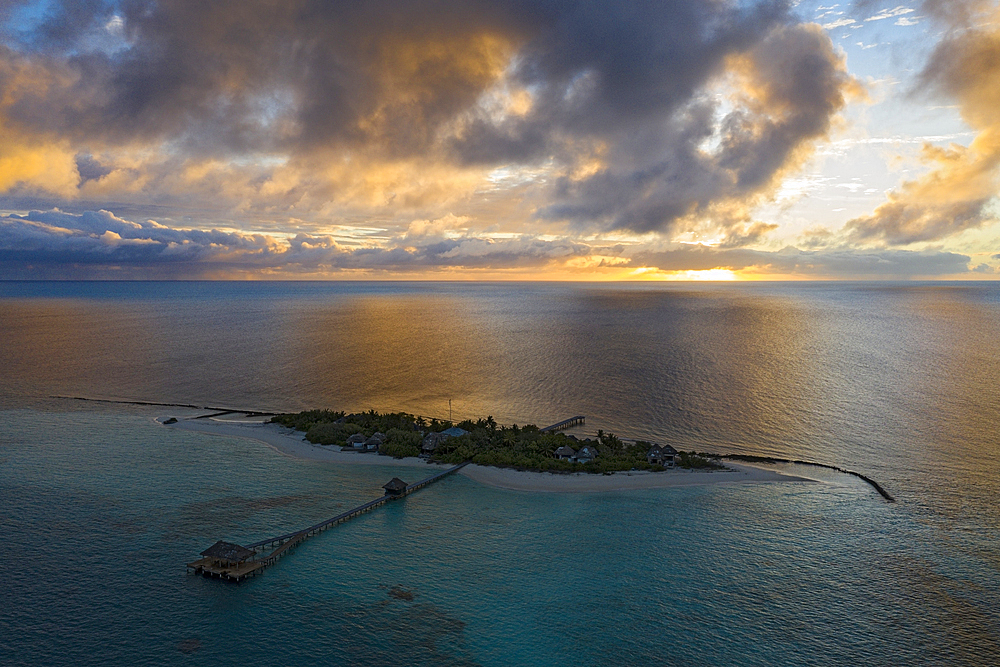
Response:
[540,416,585,432]
[187,462,469,582]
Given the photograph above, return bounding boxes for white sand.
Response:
[458,460,810,493]
[161,416,812,493]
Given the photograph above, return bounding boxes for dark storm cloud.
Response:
[450,0,791,163]
[539,23,858,234]
[5,0,528,153]
[4,0,792,154]
[74,154,113,185]
[0,0,864,237]
[34,0,113,48]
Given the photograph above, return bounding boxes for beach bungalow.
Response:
[576,445,598,464]
[647,444,678,467]
[554,445,577,461]
[346,433,367,449]
[383,477,408,497]
[440,426,469,438]
[363,432,385,452]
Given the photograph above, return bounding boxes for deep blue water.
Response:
[1,281,999,665]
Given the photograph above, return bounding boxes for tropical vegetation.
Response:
[271,409,725,473]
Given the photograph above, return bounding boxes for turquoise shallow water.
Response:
[2,408,998,666]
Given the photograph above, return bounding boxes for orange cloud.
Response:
[0,49,78,195]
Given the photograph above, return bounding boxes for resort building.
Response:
[346,433,367,449]
[421,432,446,454]
[363,432,385,451]
[576,445,598,463]
[421,427,469,454]
[554,445,577,461]
[646,444,678,467]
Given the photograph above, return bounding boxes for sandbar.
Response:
[162,416,813,493]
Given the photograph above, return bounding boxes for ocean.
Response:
[1,281,998,665]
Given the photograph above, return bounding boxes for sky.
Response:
[0,0,998,280]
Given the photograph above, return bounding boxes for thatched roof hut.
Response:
[554,445,577,460]
[200,540,255,564]
[383,477,408,496]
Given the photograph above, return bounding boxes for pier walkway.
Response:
[540,416,585,432]
[187,461,469,581]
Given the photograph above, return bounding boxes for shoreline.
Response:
[163,416,814,493]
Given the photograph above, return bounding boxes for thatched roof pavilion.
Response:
[382,477,408,496]
[200,540,255,564]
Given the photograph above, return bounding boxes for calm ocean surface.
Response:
[1,281,998,665]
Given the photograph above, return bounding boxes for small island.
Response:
[269,409,724,474]
[161,407,811,492]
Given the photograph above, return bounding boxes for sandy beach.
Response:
[162,416,813,492]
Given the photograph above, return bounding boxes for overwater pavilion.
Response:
[187,540,264,581]
[383,478,408,497]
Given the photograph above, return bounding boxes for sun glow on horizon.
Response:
[630,267,739,281]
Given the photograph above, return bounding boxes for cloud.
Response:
[0,208,975,280]
[0,1,984,280]
[0,208,595,278]
[404,213,470,240]
[1,1,788,160]
[823,18,858,29]
[847,3,1000,244]
[537,23,861,235]
[865,5,916,21]
[0,0,865,242]
[919,0,993,25]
